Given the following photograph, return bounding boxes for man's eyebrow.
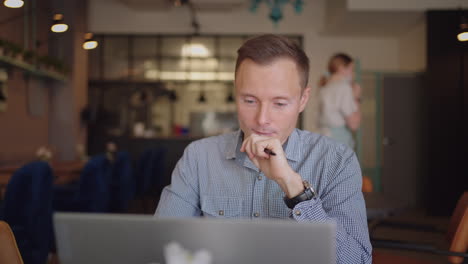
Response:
[238,93,256,98]
[239,94,292,100]
[272,96,291,100]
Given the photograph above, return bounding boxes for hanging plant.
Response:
[42,55,69,75]
[23,50,36,64]
[0,68,7,113]
[5,41,23,60]
[38,55,52,71]
[0,39,6,56]
[0,40,13,57]
[48,56,69,75]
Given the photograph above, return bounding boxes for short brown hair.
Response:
[235,34,309,89]
[328,53,353,74]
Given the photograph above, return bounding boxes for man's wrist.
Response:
[276,172,304,198]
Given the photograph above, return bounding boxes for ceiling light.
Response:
[226,92,234,103]
[225,84,234,103]
[83,33,98,50]
[250,0,303,24]
[51,14,68,33]
[181,43,209,57]
[168,90,178,102]
[198,90,206,103]
[458,23,468,42]
[4,0,23,8]
[174,0,189,7]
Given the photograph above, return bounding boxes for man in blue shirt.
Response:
[155,34,372,263]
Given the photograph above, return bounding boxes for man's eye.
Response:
[244,99,256,104]
[275,102,287,107]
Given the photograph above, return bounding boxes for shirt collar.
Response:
[224,129,302,163]
[225,129,241,160]
[282,129,301,162]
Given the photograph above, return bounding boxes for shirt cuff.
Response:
[290,197,329,222]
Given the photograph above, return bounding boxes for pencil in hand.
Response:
[264,148,276,156]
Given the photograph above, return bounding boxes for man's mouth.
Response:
[252,129,276,137]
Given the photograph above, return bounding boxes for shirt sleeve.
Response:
[291,147,372,264]
[339,83,358,117]
[154,143,202,218]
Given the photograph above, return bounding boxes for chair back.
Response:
[0,220,24,264]
[76,155,112,212]
[2,161,54,264]
[53,155,112,213]
[447,191,468,264]
[109,151,134,212]
[135,147,166,196]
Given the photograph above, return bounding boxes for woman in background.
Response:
[318,53,361,149]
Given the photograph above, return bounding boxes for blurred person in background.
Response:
[318,53,361,149]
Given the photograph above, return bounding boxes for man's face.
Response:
[235,58,310,144]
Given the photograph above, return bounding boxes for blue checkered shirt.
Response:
[155,129,372,263]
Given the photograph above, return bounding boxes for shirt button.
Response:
[253,212,260,217]
[218,210,224,216]
[257,175,263,180]
[294,210,301,216]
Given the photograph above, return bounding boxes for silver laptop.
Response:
[54,213,336,264]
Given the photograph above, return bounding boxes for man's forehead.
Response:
[235,57,304,86]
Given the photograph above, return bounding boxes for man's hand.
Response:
[240,134,304,198]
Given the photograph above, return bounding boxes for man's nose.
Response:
[256,104,271,126]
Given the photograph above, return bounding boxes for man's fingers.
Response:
[244,138,255,159]
[240,139,247,152]
[242,133,281,161]
[254,141,271,159]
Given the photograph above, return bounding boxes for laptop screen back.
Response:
[54,213,336,264]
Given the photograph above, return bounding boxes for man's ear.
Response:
[299,86,311,113]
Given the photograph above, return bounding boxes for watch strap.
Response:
[283,180,316,209]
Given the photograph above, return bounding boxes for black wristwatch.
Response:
[283,180,316,209]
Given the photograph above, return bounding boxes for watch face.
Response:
[305,187,315,200]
